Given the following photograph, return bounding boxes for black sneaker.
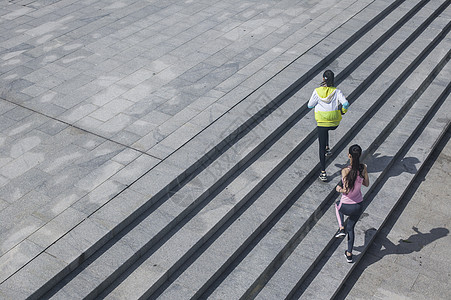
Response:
[325,148,332,157]
[319,171,327,182]
[345,251,352,263]
[335,228,345,238]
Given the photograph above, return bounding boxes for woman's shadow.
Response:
[330,152,421,182]
[355,226,449,267]
[364,152,421,176]
[336,226,449,300]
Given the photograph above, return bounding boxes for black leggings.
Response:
[317,126,337,171]
[335,202,362,253]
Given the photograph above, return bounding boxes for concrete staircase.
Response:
[1,0,449,299]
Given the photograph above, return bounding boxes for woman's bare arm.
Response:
[362,164,370,187]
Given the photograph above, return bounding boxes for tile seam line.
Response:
[0,96,162,160]
[141,0,434,296]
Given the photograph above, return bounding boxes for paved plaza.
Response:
[0,0,449,299]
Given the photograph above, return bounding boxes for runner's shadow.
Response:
[354,226,449,267]
[365,152,420,176]
[330,152,420,182]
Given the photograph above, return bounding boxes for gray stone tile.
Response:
[74,159,124,191]
[154,93,198,116]
[0,165,49,201]
[3,113,47,138]
[36,145,82,174]
[129,160,185,199]
[20,83,48,98]
[0,99,16,115]
[96,113,137,138]
[0,210,45,256]
[57,239,137,299]
[131,130,165,153]
[106,258,166,299]
[59,103,99,124]
[0,122,18,146]
[28,207,87,248]
[121,120,156,138]
[178,62,217,83]
[89,187,150,232]
[112,130,144,146]
[37,119,68,136]
[3,105,32,121]
[0,190,50,234]
[0,238,43,283]
[71,180,123,214]
[8,132,47,159]
[45,218,110,268]
[52,73,95,94]
[157,283,193,300]
[190,103,229,127]
[145,141,176,160]
[31,189,85,221]
[110,154,160,186]
[0,251,67,299]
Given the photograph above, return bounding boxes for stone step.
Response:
[95,3,451,300]
[154,15,451,300]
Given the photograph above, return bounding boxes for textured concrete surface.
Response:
[0,0,449,298]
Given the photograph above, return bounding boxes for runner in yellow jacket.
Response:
[308,70,349,181]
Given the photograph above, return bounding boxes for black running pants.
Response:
[317,125,337,171]
[336,201,363,253]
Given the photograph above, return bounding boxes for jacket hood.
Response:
[315,87,336,104]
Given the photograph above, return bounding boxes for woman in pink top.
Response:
[335,144,369,262]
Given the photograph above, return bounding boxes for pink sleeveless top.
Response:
[341,168,364,204]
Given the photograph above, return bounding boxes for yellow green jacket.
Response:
[307,86,349,127]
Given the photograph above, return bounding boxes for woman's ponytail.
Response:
[344,144,362,192]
